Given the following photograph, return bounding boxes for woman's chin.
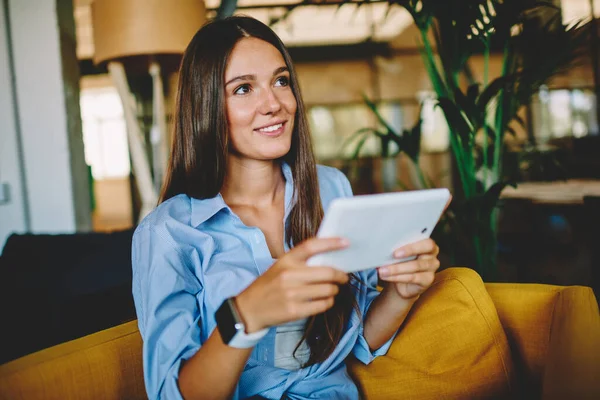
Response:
[259,148,291,161]
[255,140,292,160]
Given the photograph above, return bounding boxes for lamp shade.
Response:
[92,0,206,65]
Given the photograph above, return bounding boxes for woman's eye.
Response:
[234,84,251,95]
[275,76,289,87]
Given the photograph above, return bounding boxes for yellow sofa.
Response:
[1,268,599,399]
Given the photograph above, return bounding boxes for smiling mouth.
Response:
[255,121,286,136]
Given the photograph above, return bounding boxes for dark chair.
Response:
[0,229,136,364]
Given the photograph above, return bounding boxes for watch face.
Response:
[216,298,243,344]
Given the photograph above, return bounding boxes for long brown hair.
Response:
[160,16,358,366]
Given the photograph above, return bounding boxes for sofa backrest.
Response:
[2,268,598,400]
[1,267,513,400]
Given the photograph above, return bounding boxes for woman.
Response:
[132,16,441,400]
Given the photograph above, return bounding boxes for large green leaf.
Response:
[436,98,474,149]
[480,181,516,221]
[403,116,423,162]
[476,74,516,112]
[341,128,375,152]
[351,134,371,159]
[466,84,480,105]
[340,127,386,159]
[453,86,480,129]
[362,94,400,139]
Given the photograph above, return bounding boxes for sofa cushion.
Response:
[348,267,516,399]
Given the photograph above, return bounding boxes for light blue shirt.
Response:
[132,163,397,400]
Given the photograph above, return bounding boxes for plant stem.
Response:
[419,28,474,198]
[482,40,491,190]
[413,158,428,189]
[494,42,511,182]
[449,130,472,198]
[420,29,448,97]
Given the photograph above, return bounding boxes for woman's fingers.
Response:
[378,255,440,278]
[290,237,349,262]
[275,278,343,320]
[290,283,340,302]
[274,265,348,286]
[393,238,439,259]
[291,266,349,285]
[379,271,436,287]
[296,297,336,318]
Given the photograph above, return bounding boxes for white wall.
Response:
[0,2,27,248]
[0,0,91,251]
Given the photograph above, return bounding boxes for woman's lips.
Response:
[255,121,286,137]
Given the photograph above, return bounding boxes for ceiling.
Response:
[74,0,599,60]
[75,0,414,60]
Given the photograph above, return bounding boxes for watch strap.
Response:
[228,326,269,349]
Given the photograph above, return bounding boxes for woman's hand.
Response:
[377,238,441,300]
[377,194,450,300]
[235,237,349,333]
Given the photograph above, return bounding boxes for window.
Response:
[533,86,598,142]
[80,87,131,180]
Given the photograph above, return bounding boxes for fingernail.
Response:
[379,267,389,276]
[339,238,350,246]
[394,250,405,258]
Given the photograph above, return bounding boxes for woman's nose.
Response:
[259,88,282,115]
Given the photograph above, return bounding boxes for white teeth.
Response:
[258,123,283,133]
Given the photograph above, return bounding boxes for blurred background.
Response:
[0,0,599,363]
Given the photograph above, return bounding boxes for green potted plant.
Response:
[349,0,589,279]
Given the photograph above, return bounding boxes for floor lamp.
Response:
[91,0,206,222]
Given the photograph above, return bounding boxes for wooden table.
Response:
[501,180,600,204]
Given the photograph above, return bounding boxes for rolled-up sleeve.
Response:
[351,268,398,365]
[132,223,203,399]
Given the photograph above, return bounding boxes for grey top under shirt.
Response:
[274,318,309,370]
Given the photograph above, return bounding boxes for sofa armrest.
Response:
[540,286,600,399]
[485,283,561,389]
[0,320,145,400]
[485,282,600,399]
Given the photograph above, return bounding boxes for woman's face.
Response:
[224,37,297,161]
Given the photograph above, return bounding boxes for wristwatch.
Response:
[215,297,268,348]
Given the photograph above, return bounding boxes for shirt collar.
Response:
[190,193,228,228]
[190,161,295,228]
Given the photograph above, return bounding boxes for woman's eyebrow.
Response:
[273,66,289,76]
[225,66,289,87]
[225,74,255,86]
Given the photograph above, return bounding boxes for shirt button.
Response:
[254,233,260,244]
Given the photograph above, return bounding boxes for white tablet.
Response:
[307,188,451,273]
